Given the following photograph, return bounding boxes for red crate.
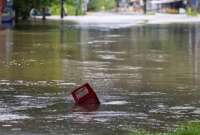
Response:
[71,83,100,105]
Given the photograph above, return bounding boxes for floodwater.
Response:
[0,21,200,135]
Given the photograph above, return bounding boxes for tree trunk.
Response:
[61,0,64,19]
[14,8,19,23]
[42,7,46,20]
[143,0,147,14]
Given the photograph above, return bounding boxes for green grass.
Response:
[129,121,200,135]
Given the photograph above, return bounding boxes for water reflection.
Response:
[72,104,100,112]
[188,24,200,85]
[0,25,63,81]
[0,29,12,65]
[0,22,200,134]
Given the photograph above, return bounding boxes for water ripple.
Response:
[0,114,30,122]
[0,80,76,87]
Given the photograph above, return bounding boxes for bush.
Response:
[66,4,76,15]
[104,0,117,10]
[187,8,198,16]
[50,0,83,15]
[88,0,116,11]
[51,4,60,15]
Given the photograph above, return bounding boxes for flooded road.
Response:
[0,21,200,134]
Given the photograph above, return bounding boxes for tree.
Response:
[88,0,116,11]
[143,0,147,14]
[13,0,50,21]
[60,0,64,18]
[40,0,50,20]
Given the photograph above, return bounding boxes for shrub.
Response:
[187,8,198,16]
[88,0,116,11]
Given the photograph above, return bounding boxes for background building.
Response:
[147,0,186,14]
[117,0,187,14]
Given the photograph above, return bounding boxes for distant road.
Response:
[35,13,200,29]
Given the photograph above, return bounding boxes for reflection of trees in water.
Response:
[0,27,63,81]
[65,24,200,87]
[0,31,5,64]
[189,25,200,84]
[60,24,83,83]
[0,29,13,65]
[122,25,194,88]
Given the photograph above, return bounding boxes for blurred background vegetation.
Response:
[13,0,117,20]
[88,0,116,11]
[50,0,117,15]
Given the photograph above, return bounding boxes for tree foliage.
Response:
[13,0,117,20]
[88,0,116,11]
[13,0,49,19]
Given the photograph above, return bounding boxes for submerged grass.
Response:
[129,121,200,135]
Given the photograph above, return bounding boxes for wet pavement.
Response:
[0,21,200,134]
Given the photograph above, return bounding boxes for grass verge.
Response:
[129,121,200,135]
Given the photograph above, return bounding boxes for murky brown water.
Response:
[0,21,200,135]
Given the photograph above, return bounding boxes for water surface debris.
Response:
[71,83,100,105]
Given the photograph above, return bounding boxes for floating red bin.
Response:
[71,83,100,105]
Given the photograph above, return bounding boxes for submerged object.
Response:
[71,83,100,105]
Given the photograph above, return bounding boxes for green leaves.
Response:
[13,0,117,19]
[88,0,116,11]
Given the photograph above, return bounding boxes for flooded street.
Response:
[0,21,200,135]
